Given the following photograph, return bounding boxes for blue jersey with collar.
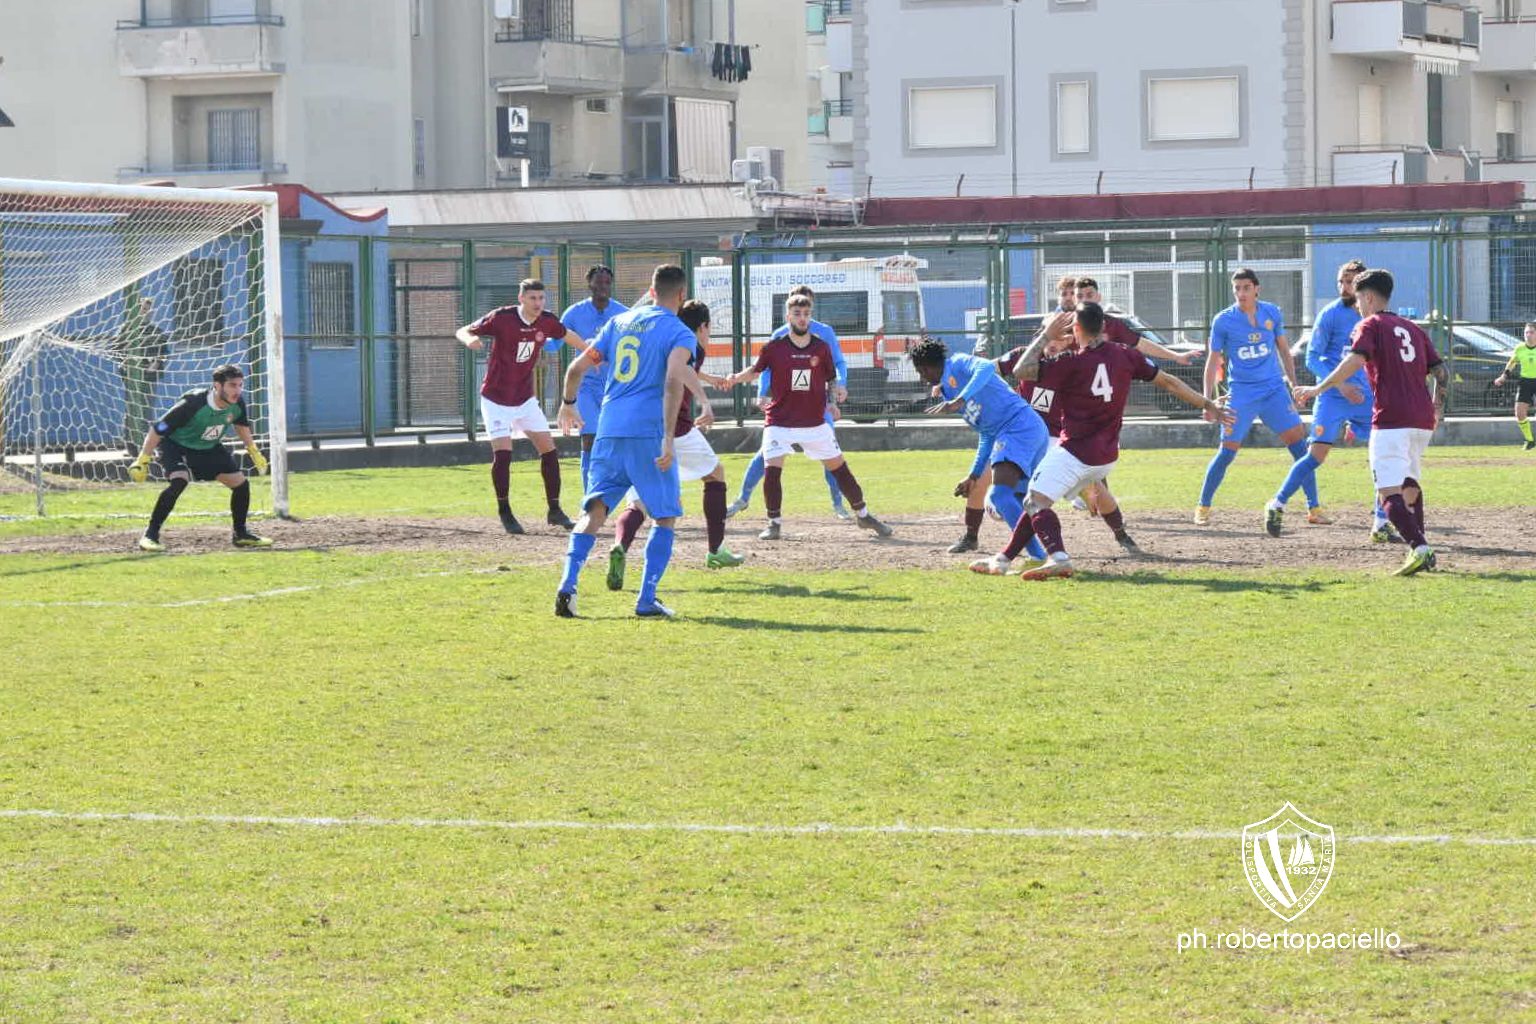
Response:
[556,298,629,396]
[938,352,1027,434]
[1211,301,1288,392]
[758,318,847,396]
[590,305,695,440]
[1308,299,1368,391]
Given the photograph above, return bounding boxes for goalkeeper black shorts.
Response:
[158,439,238,482]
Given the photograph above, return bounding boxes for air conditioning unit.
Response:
[745,146,785,187]
[731,158,764,182]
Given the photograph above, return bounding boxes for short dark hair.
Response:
[1075,276,1099,293]
[212,364,244,384]
[1339,259,1368,276]
[1231,267,1260,287]
[1075,301,1105,336]
[519,278,545,294]
[585,264,614,283]
[1352,268,1394,301]
[788,284,816,300]
[678,300,710,332]
[651,264,687,299]
[908,335,948,368]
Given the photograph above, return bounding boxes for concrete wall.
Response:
[732,0,811,190]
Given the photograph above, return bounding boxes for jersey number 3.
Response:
[1393,326,1416,362]
[1090,362,1114,403]
[613,335,642,383]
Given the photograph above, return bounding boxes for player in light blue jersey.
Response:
[1195,268,1314,526]
[1265,259,1394,540]
[909,337,1055,569]
[726,284,851,519]
[547,265,628,492]
[553,264,697,619]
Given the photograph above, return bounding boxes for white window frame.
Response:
[1145,74,1241,143]
[907,84,998,150]
[1055,79,1091,155]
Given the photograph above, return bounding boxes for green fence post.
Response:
[359,236,376,446]
[732,249,747,425]
[462,241,478,440]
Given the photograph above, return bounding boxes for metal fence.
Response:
[282,212,1536,443]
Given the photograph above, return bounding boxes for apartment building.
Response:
[805,0,855,195]
[0,0,805,193]
[854,0,1536,197]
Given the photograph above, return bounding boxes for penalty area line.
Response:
[0,566,502,609]
[1,809,1533,846]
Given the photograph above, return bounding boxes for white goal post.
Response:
[0,177,287,518]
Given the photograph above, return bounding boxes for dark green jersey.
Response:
[155,388,249,450]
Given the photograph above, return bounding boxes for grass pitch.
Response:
[1,447,1533,1022]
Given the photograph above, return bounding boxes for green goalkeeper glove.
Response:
[246,447,269,476]
[127,453,151,484]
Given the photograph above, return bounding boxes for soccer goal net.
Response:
[0,178,286,518]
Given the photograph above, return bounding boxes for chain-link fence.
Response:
[279,214,1536,443]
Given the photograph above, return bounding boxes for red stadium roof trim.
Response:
[237,183,387,223]
[860,182,1526,227]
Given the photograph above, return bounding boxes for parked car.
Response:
[1291,321,1518,408]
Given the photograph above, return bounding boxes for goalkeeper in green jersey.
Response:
[128,364,272,551]
[1493,322,1536,451]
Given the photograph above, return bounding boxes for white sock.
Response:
[857,507,871,518]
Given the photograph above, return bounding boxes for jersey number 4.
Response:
[613,335,642,383]
[1090,363,1114,403]
[1393,326,1416,362]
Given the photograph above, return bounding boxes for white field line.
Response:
[0,566,500,608]
[1,808,1533,846]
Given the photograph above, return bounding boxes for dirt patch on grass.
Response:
[3,505,1532,576]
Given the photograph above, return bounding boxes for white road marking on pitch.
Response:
[0,566,501,609]
[1,809,1532,846]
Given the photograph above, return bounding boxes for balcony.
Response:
[116,16,284,78]
[490,36,624,95]
[1479,156,1536,185]
[1333,145,1481,185]
[1478,16,1536,73]
[1331,1,1480,71]
[118,162,288,188]
[826,99,854,146]
[624,47,739,100]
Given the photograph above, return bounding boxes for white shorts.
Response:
[761,422,842,462]
[1029,444,1114,503]
[480,395,549,440]
[1368,427,1432,490]
[623,427,720,507]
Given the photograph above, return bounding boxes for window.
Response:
[774,291,868,335]
[1056,79,1091,155]
[528,120,552,180]
[307,262,356,345]
[1427,72,1444,150]
[806,0,826,34]
[413,118,426,180]
[1145,75,1241,142]
[881,291,921,333]
[908,85,997,149]
[1497,99,1519,161]
[207,107,260,170]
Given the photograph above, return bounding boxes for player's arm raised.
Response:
[1154,370,1234,426]
[1135,334,1194,365]
[455,321,486,351]
[1009,312,1070,382]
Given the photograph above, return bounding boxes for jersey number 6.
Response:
[613,334,642,382]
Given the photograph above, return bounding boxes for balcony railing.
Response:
[119,162,288,176]
[825,98,853,117]
[826,0,853,15]
[116,14,284,28]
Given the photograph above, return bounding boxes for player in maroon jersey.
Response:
[993,303,1231,579]
[604,299,747,587]
[456,278,583,535]
[1294,268,1449,576]
[725,295,893,540]
[1074,278,1196,364]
